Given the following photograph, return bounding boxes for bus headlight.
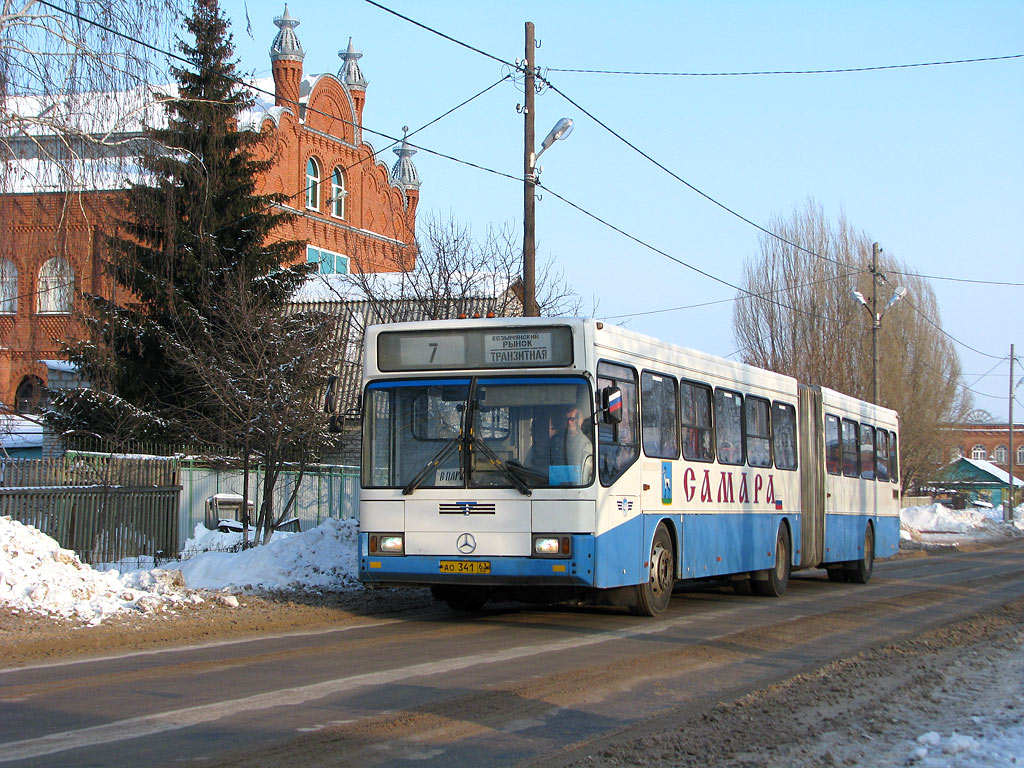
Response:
[369,533,404,555]
[533,535,571,557]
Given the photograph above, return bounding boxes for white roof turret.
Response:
[390,127,421,191]
[270,5,305,63]
[338,37,368,89]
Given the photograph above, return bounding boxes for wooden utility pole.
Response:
[1009,344,1016,522]
[522,21,538,317]
[871,242,880,405]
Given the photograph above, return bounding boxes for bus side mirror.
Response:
[324,375,339,413]
[601,386,623,425]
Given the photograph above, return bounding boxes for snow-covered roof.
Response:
[960,457,1024,487]
[0,414,44,450]
[290,271,518,305]
[40,359,79,373]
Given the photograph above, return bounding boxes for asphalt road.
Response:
[2,544,1023,768]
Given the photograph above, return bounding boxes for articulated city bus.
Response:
[354,317,900,616]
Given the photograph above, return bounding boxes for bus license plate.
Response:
[439,560,491,574]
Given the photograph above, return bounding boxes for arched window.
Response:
[993,445,1008,464]
[1018,444,1024,466]
[331,167,347,218]
[0,258,17,313]
[15,375,46,415]
[971,444,987,461]
[953,445,964,459]
[37,256,73,313]
[305,157,321,210]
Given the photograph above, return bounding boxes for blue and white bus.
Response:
[355,317,900,615]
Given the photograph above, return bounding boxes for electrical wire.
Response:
[35,0,520,187]
[34,0,1018,390]
[548,53,1024,77]
[888,270,1024,288]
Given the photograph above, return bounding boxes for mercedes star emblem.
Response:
[457,533,477,554]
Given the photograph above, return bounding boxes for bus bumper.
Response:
[358,533,595,587]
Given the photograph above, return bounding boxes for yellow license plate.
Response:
[439,560,491,574]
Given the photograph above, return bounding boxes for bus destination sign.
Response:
[377,325,573,371]
[484,332,552,365]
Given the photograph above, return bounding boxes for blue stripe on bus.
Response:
[366,378,471,389]
[358,511,898,589]
[824,513,900,563]
[476,376,585,385]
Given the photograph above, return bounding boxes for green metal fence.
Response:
[1,454,360,566]
[0,485,181,565]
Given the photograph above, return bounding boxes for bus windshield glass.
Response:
[362,376,595,491]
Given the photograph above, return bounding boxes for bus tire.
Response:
[846,525,875,584]
[826,567,849,583]
[631,524,675,616]
[732,577,754,596]
[432,586,487,612]
[752,525,791,597]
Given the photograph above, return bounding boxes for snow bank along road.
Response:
[1,544,1023,768]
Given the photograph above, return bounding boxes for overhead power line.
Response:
[548,53,1024,77]
[41,0,1014,379]
[888,270,1024,288]
[361,1,1021,299]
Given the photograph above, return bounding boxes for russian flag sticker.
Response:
[607,389,622,415]
[775,499,784,510]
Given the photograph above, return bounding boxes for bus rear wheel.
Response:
[631,524,675,616]
[846,525,875,584]
[752,525,791,597]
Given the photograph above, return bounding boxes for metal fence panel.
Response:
[176,463,359,546]
[0,486,180,565]
[0,455,360,563]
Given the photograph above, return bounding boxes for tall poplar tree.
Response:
[50,0,309,443]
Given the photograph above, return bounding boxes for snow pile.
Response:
[900,504,1023,544]
[0,515,361,625]
[176,517,360,592]
[0,517,200,626]
[907,724,1024,766]
[2,504,1018,627]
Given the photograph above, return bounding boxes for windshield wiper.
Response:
[402,436,461,496]
[472,436,532,496]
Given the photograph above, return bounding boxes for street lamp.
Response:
[534,118,573,168]
[852,282,906,406]
[523,116,572,317]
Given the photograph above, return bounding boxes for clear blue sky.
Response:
[219,0,1023,418]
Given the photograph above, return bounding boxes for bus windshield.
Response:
[362,376,595,491]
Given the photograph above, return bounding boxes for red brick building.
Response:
[942,415,1024,482]
[0,5,419,413]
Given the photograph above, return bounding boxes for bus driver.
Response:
[549,406,592,483]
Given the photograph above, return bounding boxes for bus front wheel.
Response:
[431,586,487,612]
[631,524,675,616]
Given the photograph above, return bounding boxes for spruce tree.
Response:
[50,0,309,444]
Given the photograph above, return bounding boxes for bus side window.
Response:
[714,388,744,466]
[876,429,890,482]
[641,370,679,459]
[860,424,876,480]
[842,419,860,477]
[597,361,639,486]
[745,395,772,468]
[890,431,900,483]
[681,380,714,462]
[773,401,798,470]
[825,414,841,475]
